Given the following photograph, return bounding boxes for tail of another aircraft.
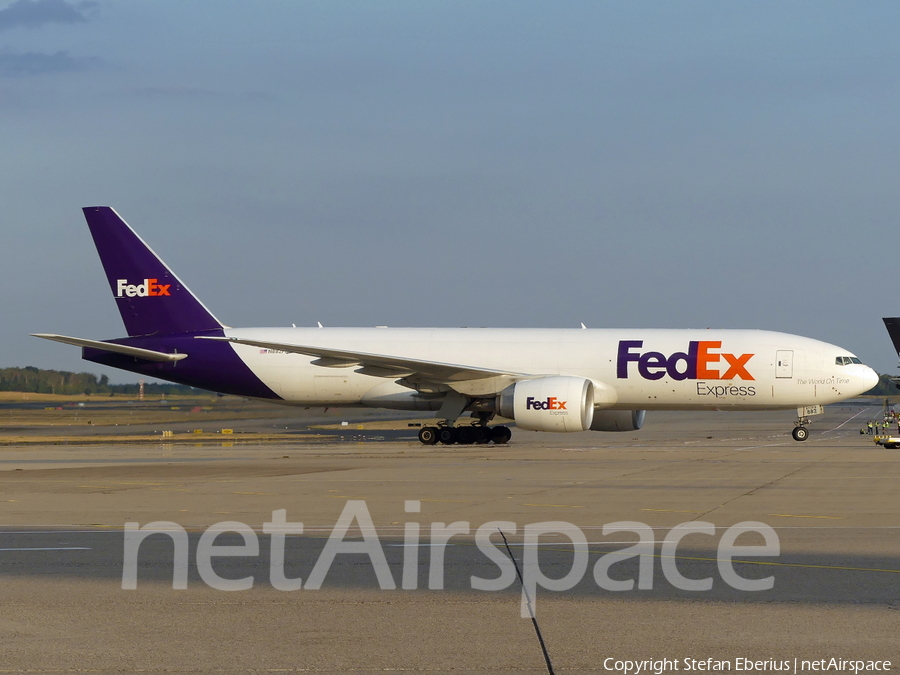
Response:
[83,206,223,337]
[883,318,900,358]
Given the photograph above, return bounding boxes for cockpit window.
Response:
[835,356,861,366]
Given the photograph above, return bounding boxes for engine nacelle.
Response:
[498,376,594,432]
[590,409,646,432]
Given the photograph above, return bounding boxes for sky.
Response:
[2,0,900,382]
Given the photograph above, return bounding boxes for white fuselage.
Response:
[225,327,878,411]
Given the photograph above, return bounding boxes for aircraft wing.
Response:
[198,335,526,383]
[32,334,188,362]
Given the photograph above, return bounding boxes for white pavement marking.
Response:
[0,547,92,551]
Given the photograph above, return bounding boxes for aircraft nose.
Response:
[861,366,880,392]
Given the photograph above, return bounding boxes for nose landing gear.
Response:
[791,405,822,442]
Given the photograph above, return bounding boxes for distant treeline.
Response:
[865,374,899,397]
[0,366,204,396]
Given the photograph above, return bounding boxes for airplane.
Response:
[34,207,879,445]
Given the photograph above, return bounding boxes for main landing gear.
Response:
[419,395,512,446]
[418,425,512,446]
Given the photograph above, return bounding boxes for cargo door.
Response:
[775,350,793,378]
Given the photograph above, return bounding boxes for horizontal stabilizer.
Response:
[198,335,522,383]
[883,318,900,356]
[32,334,188,363]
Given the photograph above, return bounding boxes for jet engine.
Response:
[589,409,646,432]
[498,376,594,432]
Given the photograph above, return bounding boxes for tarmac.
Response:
[0,402,898,673]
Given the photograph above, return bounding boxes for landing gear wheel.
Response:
[474,427,491,444]
[792,426,809,442]
[438,427,457,445]
[491,426,512,444]
[456,427,477,445]
[418,427,439,445]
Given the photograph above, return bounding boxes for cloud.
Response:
[124,86,276,103]
[0,0,97,31]
[127,85,223,99]
[0,50,95,76]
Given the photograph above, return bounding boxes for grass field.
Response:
[0,393,334,446]
[0,391,417,445]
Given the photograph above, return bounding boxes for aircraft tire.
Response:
[792,426,809,442]
[474,427,491,444]
[457,427,477,445]
[418,427,439,445]
[438,427,457,445]
[492,426,512,444]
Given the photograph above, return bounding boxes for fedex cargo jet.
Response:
[35,207,878,445]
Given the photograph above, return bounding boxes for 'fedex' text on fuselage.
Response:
[617,340,755,381]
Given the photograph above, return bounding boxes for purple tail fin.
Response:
[83,207,223,337]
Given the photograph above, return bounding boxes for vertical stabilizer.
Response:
[883,318,900,357]
[83,207,223,337]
